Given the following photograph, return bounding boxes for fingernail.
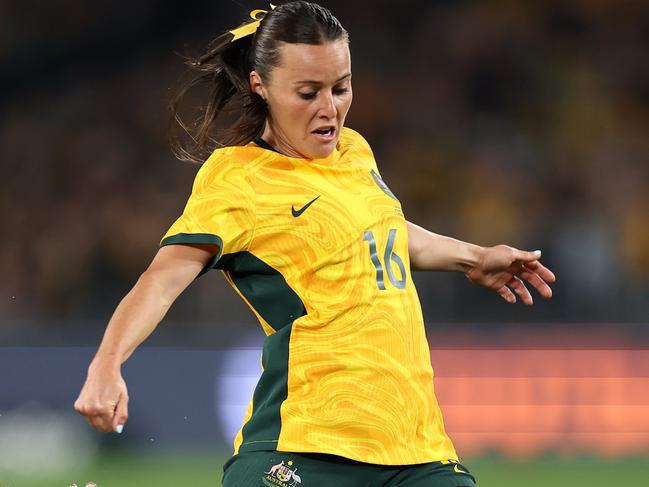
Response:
[533,250,542,257]
[115,424,124,434]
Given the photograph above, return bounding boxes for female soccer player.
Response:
[75,2,555,486]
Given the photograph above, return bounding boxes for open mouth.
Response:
[312,126,336,141]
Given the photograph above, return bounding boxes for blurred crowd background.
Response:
[2,0,648,338]
[1,0,649,483]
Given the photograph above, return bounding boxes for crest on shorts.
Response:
[262,459,302,487]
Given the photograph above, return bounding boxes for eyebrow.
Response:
[293,73,352,85]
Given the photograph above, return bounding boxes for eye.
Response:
[298,86,350,100]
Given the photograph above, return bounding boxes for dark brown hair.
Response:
[168,1,348,163]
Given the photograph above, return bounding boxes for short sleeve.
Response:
[160,150,255,276]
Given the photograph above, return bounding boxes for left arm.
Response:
[406,220,556,305]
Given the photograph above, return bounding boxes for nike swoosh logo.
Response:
[292,195,320,217]
[454,464,468,475]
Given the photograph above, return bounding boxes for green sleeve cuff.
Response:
[159,233,223,277]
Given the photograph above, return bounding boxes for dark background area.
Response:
[1,0,648,346]
[1,3,648,484]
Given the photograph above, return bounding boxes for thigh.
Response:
[222,450,378,487]
[382,460,477,487]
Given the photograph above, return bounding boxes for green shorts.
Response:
[221,450,477,487]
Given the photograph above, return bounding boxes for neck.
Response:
[261,120,305,158]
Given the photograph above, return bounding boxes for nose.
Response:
[318,90,337,119]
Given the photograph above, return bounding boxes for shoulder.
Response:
[338,126,374,155]
[196,144,265,181]
[190,145,262,193]
[338,127,380,172]
[200,144,257,172]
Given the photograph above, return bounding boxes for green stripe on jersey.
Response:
[159,232,223,277]
[216,252,305,330]
[216,251,306,450]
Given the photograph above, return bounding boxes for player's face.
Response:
[250,39,353,159]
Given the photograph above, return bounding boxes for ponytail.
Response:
[168,33,266,164]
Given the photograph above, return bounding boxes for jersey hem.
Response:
[234,442,459,466]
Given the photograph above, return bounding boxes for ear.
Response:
[249,70,267,101]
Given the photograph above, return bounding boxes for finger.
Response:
[112,394,129,433]
[89,413,114,433]
[518,268,553,299]
[497,285,516,304]
[508,276,533,305]
[78,400,115,432]
[512,249,542,263]
[491,270,515,291]
[524,260,556,283]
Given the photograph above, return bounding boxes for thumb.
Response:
[514,249,542,262]
[112,393,129,434]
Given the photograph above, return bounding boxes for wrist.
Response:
[456,242,485,274]
[89,351,123,374]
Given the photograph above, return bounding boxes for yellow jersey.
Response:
[160,127,457,465]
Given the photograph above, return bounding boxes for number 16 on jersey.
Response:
[363,228,407,290]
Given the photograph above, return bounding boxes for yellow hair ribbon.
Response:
[229,4,277,42]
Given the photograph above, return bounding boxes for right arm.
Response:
[74,243,218,433]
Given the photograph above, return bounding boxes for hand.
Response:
[74,362,129,433]
[465,245,556,305]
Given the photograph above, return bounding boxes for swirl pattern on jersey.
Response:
[161,127,457,465]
